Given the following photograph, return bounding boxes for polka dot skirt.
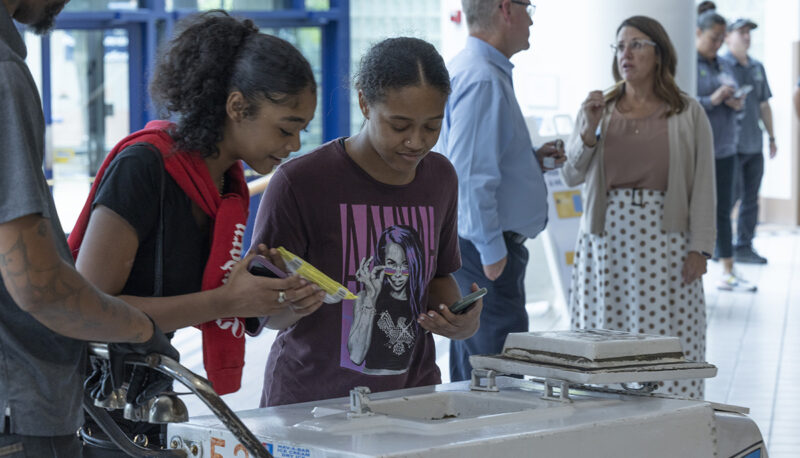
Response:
[568,189,706,399]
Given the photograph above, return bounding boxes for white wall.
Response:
[759,0,800,200]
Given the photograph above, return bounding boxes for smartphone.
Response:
[542,139,565,170]
[543,156,563,169]
[247,255,287,279]
[733,84,753,98]
[449,288,488,314]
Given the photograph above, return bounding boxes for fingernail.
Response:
[418,316,425,321]
[300,279,308,286]
[438,304,445,310]
[428,312,435,317]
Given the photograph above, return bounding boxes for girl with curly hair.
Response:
[68,10,326,453]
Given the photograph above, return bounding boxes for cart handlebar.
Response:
[86,343,272,458]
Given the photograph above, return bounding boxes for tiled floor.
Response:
[173,227,800,456]
[703,227,800,457]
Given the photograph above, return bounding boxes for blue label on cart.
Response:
[276,444,311,457]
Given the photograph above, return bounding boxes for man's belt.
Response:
[503,231,527,245]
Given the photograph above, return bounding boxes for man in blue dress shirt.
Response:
[720,18,776,265]
[437,0,562,381]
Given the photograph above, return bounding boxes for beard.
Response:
[30,2,66,35]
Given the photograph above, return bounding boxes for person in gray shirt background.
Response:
[1,1,176,455]
[720,18,776,265]
[695,6,755,292]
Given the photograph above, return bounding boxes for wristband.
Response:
[769,137,776,143]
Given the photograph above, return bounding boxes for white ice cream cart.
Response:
[136,330,766,458]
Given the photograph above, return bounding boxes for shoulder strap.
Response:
[139,143,166,297]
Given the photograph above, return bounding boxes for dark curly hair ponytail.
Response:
[149,10,316,158]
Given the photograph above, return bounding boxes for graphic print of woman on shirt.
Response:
[348,225,425,374]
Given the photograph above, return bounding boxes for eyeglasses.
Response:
[384,267,410,276]
[610,38,657,55]
[508,0,536,19]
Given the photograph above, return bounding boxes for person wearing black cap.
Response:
[695,8,756,292]
[720,18,775,265]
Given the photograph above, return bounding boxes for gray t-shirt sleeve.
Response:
[759,62,772,102]
[0,61,49,225]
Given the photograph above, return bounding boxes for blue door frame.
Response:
[45,0,350,139]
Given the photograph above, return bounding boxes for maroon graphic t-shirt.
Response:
[252,138,460,407]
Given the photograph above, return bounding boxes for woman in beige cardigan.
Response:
[561,16,715,399]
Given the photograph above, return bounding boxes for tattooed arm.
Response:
[0,214,152,342]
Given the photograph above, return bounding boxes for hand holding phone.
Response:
[448,287,488,315]
[543,139,566,169]
[247,255,287,279]
[733,84,753,99]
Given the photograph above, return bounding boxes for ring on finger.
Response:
[277,291,287,304]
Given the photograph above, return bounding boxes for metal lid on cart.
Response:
[470,330,716,385]
[502,329,686,365]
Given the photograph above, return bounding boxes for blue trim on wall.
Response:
[126,23,146,132]
[322,0,350,142]
[41,35,53,190]
[46,2,350,141]
[41,35,52,126]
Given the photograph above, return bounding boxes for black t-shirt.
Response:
[93,143,209,297]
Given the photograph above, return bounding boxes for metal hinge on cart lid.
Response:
[349,386,374,417]
[470,369,499,392]
[541,379,572,403]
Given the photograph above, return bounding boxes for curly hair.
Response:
[354,37,450,106]
[149,10,316,158]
